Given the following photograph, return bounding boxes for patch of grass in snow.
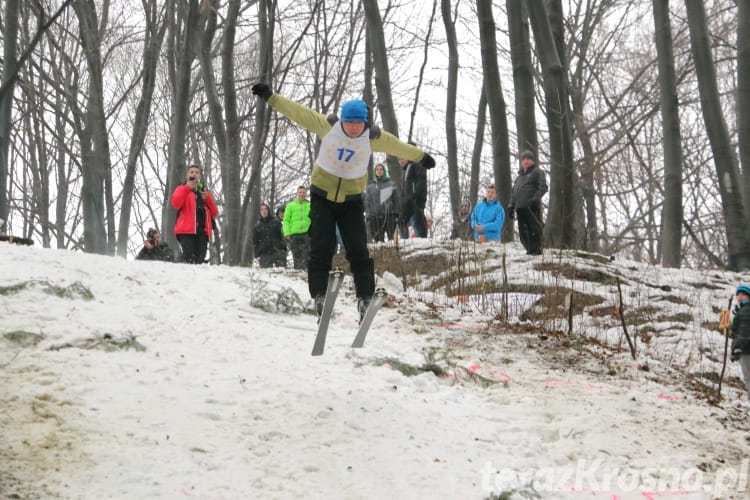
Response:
[48,333,145,352]
[0,280,94,300]
[3,331,45,347]
[246,273,307,315]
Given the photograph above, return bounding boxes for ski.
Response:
[311,268,345,356]
[351,288,388,348]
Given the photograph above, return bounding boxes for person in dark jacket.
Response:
[136,228,174,262]
[450,200,473,241]
[399,146,429,238]
[730,284,750,397]
[508,150,548,255]
[365,163,400,242]
[170,164,220,264]
[253,203,287,268]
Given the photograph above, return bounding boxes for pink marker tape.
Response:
[657,394,683,401]
[545,380,606,390]
[467,364,511,383]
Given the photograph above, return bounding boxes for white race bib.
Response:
[316,123,372,179]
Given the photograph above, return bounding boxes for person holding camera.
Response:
[170,164,219,264]
[136,228,174,262]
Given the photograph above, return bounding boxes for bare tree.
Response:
[164,0,202,251]
[242,0,276,264]
[363,0,403,186]
[198,0,245,264]
[684,0,750,270]
[441,0,460,218]
[507,0,536,155]
[72,0,114,254]
[469,87,487,207]
[476,0,512,240]
[116,0,168,257]
[653,0,683,268]
[738,0,750,210]
[0,0,73,232]
[527,0,576,248]
[0,0,20,231]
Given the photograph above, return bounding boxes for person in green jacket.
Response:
[283,186,312,270]
[251,82,435,320]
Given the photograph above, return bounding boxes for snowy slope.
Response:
[1,243,749,499]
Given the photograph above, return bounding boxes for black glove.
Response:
[251,83,273,101]
[507,208,515,220]
[420,153,436,169]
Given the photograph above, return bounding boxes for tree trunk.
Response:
[0,0,73,232]
[653,0,683,268]
[685,0,750,270]
[477,0,512,240]
[0,0,19,230]
[507,0,537,155]
[738,0,750,212]
[116,0,167,257]
[164,0,202,251]
[242,0,276,264]
[198,0,242,265]
[527,0,576,249]
[222,0,242,264]
[441,0,460,218]
[363,0,403,189]
[469,87,487,208]
[73,0,113,254]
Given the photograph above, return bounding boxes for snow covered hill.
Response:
[1,242,749,499]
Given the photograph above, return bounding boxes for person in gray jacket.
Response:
[508,150,548,255]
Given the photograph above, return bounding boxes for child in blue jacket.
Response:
[471,184,505,242]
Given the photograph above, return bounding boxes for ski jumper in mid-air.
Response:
[251,83,435,318]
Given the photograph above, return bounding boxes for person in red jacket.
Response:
[170,165,219,264]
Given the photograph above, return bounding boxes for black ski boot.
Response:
[315,295,325,320]
[357,297,371,324]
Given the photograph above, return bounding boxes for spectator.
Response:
[399,144,429,238]
[731,284,750,397]
[471,184,505,243]
[508,150,548,255]
[253,203,287,268]
[450,200,473,241]
[136,228,174,262]
[170,164,219,264]
[365,163,400,242]
[283,186,312,270]
[251,83,434,320]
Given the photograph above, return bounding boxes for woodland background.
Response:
[0,0,749,271]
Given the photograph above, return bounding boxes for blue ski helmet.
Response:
[340,99,368,123]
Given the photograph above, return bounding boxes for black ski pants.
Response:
[177,233,208,264]
[516,205,543,255]
[308,194,374,300]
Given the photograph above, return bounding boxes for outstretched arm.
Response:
[372,131,435,168]
[252,83,330,137]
